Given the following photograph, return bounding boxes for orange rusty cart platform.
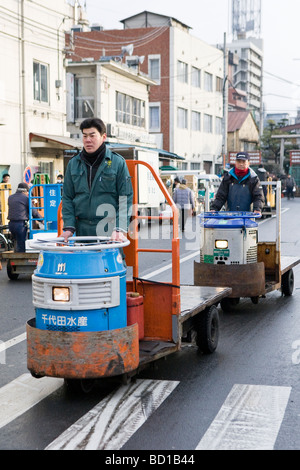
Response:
[27,160,231,386]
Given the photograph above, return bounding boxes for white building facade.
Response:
[227,36,263,131]
[0,0,84,188]
[169,27,224,173]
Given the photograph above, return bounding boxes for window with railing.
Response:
[116,92,145,127]
[74,77,95,119]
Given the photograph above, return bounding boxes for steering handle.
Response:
[199,211,261,219]
[29,236,130,251]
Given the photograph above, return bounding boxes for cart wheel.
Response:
[7,260,19,280]
[220,297,239,312]
[64,378,96,394]
[196,305,219,354]
[281,269,294,296]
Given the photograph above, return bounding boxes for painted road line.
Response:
[142,250,200,280]
[196,384,291,450]
[0,333,26,354]
[46,379,179,450]
[0,373,63,430]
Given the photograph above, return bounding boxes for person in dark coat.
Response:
[285,174,296,200]
[256,164,268,204]
[173,179,195,231]
[8,183,41,252]
[211,152,264,214]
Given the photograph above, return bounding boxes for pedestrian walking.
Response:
[285,174,296,200]
[173,178,195,231]
[8,183,41,252]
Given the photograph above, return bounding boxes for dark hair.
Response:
[17,182,29,191]
[2,173,9,178]
[80,118,106,135]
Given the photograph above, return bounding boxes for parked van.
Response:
[197,174,220,201]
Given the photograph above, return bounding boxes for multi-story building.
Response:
[0,0,84,187]
[66,59,158,150]
[227,36,263,131]
[69,11,224,174]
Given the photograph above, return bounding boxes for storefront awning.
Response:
[29,133,83,150]
[106,142,185,161]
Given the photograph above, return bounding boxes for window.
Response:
[177,60,188,83]
[204,114,213,133]
[215,117,223,135]
[74,77,95,120]
[191,162,201,170]
[216,77,223,93]
[204,72,213,92]
[177,107,188,129]
[149,103,160,131]
[149,55,161,84]
[116,92,145,127]
[191,111,201,131]
[33,61,49,103]
[191,67,201,88]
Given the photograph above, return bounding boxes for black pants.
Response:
[179,208,188,231]
[8,221,27,252]
[286,188,294,199]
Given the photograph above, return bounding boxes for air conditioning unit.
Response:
[106,123,117,137]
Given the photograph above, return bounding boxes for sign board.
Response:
[228,152,261,166]
[23,166,32,184]
[290,150,300,165]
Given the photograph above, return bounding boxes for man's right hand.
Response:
[62,230,74,242]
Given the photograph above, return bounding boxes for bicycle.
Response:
[0,225,14,252]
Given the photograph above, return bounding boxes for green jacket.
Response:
[62,147,133,236]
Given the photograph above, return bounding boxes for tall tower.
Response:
[232,0,261,39]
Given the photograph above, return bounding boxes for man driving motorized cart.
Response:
[210,152,264,214]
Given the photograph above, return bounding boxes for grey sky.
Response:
[84,0,300,118]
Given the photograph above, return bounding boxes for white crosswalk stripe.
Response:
[0,374,63,430]
[46,379,179,450]
[196,384,291,450]
[0,374,292,450]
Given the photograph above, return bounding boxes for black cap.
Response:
[17,182,29,191]
[236,152,249,160]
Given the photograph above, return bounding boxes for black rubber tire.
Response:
[7,260,19,280]
[220,297,239,312]
[281,269,294,296]
[196,305,220,354]
[64,378,96,393]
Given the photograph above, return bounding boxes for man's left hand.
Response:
[111,229,127,242]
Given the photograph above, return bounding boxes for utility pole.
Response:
[20,0,27,172]
[222,32,228,168]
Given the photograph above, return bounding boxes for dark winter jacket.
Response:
[211,167,264,212]
[285,176,296,189]
[8,190,39,221]
[62,146,133,236]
